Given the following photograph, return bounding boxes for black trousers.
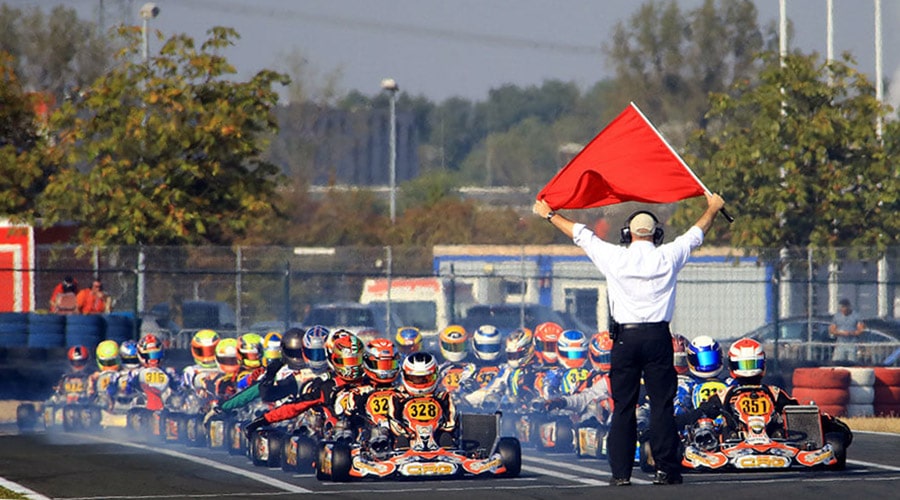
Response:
[606,323,679,479]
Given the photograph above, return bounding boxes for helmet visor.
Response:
[505,348,531,362]
[98,357,120,369]
[535,339,557,353]
[365,356,399,372]
[441,340,466,353]
[559,348,586,361]
[590,350,611,366]
[732,358,764,373]
[694,349,720,371]
[404,372,437,386]
[301,346,326,362]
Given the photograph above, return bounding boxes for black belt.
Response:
[618,321,669,331]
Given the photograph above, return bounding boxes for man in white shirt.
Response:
[533,192,725,486]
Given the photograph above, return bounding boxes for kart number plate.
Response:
[406,400,440,422]
[736,392,772,416]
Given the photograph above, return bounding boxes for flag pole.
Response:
[628,102,734,223]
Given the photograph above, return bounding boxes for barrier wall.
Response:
[792,367,900,417]
[0,313,139,349]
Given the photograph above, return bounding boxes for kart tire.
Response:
[793,368,850,390]
[207,418,228,450]
[250,431,267,466]
[555,418,575,454]
[844,368,875,387]
[268,431,284,468]
[848,386,875,405]
[873,368,900,387]
[497,437,521,477]
[639,440,655,474]
[792,387,850,406]
[284,435,316,473]
[228,421,245,456]
[16,403,38,433]
[316,443,331,481]
[185,416,206,447]
[330,443,352,482]
[63,406,79,432]
[825,432,847,470]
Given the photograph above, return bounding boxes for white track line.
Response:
[521,464,606,486]
[847,459,900,473]
[80,434,311,494]
[522,456,652,484]
[0,476,52,500]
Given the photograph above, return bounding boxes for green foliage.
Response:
[0,4,112,99]
[679,52,899,250]
[39,27,289,246]
[0,52,45,218]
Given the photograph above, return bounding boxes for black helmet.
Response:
[281,327,305,370]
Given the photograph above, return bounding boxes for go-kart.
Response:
[316,403,521,482]
[681,386,848,471]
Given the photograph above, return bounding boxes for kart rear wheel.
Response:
[826,432,847,470]
[16,403,37,433]
[497,437,521,477]
[555,418,574,454]
[250,431,268,466]
[639,440,656,473]
[330,443,352,482]
[284,435,316,473]
[63,406,79,432]
[267,430,284,468]
[315,443,331,481]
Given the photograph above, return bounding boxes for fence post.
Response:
[235,246,242,334]
[878,254,890,318]
[772,250,783,373]
[386,245,393,335]
[282,259,291,332]
[448,264,456,325]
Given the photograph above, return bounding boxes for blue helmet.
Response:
[687,336,723,379]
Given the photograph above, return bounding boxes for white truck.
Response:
[359,277,474,337]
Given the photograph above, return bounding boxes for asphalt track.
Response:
[2,424,900,500]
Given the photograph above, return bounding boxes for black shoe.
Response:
[652,470,683,485]
[609,477,632,486]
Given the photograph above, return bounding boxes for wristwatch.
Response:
[546,211,557,221]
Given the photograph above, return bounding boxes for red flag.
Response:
[537,103,705,209]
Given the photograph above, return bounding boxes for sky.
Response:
[17,0,900,104]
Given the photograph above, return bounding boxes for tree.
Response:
[0,4,112,99]
[605,0,769,131]
[0,52,45,218]
[39,27,289,245]
[677,52,899,250]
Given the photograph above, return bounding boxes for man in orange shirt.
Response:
[77,279,111,314]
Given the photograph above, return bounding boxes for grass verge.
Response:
[843,417,900,434]
[0,485,28,499]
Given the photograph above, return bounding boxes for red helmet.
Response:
[137,334,164,367]
[534,322,563,365]
[588,332,613,372]
[364,338,400,384]
[67,345,90,371]
[728,338,765,378]
[328,333,364,381]
[672,334,690,375]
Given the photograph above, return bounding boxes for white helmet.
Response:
[472,324,503,362]
[401,352,439,396]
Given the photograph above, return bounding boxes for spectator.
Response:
[77,279,112,314]
[49,276,79,314]
[830,298,864,363]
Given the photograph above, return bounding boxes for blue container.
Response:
[28,313,66,337]
[28,333,65,348]
[104,314,137,343]
[65,314,105,350]
[0,312,28,347]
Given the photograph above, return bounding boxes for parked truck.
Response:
[359,277,474,336]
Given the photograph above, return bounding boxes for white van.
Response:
[359,278,474,337]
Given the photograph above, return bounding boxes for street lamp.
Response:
[381,78,399,224]
[140,2,160,63]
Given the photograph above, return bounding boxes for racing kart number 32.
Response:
[404,399,442,422]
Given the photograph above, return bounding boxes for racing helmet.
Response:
[280,328,305,370]
[215,338,240,374]
[588,331,613,373]
[672,334,690,375]
[303,325,331,371]
[534,322,563,365]
[728,338,765,379]
[395,327,423,356]
[119,340,140,369]
[687,335,724,379]
[439,325,468,363]
[557,330,588,369]
[328,333,364,381]
[237,333,264,370]
[401,352,439,396]
[364,338,400,384]
[67,345,90,372]
[95,340,120,372]
[325,329,352,356]
[472,324,503,362]
[505,327,535,368]
[262,331,282,367]
[190,329,220,368]
[137,334,164,368]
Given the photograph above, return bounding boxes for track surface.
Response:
[2,425,900,500]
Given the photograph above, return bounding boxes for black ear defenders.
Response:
[620,210,664,246]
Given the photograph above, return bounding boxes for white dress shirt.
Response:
[572,224,704,324]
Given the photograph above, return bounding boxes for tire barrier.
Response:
[27,313,66,348]
[0,312,29,347]
[845,368,875,417]
[104,314,137,344]
[792,368,850,417]
[65,314,105,349]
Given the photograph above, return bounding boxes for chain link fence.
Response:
[9,244,900,367]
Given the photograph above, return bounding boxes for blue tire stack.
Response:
[0,312,28,347]
[65,314,105,349]
[105,313,138,344]
[27,313,66,348]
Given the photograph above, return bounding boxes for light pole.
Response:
[381,78,399,224]
[140,2,160,63]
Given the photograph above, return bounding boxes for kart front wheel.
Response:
[826,432,847,470]
[497,437,521,477]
